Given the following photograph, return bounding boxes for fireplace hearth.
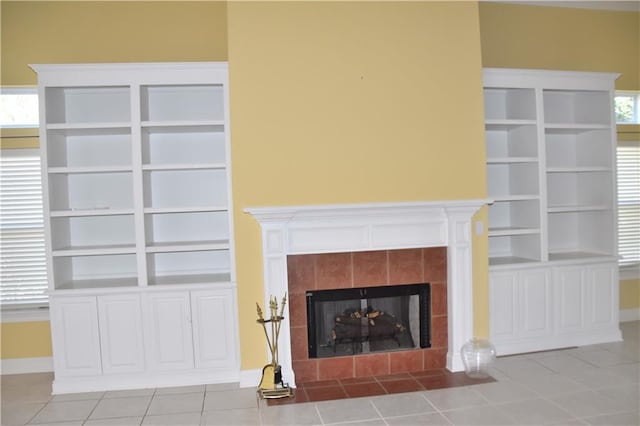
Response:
[307,284,431,359]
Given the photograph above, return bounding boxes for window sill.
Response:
[620,264,640,281]
[1,306,50,323]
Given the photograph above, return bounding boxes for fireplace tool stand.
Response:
[256,294,293,399]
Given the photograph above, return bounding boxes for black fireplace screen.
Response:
[306,283,431,359]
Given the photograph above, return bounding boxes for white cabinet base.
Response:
[490,260,622,357]
[49,284,240,395]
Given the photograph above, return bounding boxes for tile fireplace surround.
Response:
[245,199,488,387]
[288,248,447,383]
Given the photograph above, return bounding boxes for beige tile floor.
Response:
[1,322,638,426]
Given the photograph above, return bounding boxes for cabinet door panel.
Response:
[519,269,552,337]
[98,294,145,374]
[588,264,617,327]
[191,289,238,369]
[143,292,194,371]
[489,272,518,340]
[555,267,586,332]
[50,297,102,377]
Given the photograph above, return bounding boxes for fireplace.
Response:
[287,248,447,382]
[307,283,431,359]
[245,199,488,387]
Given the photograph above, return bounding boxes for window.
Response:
[617,141,640,272]
[615,92,640,124]
[0,149,47,307]
[1,88,48,310]
[615,92,640,278]
[0,88,39,128]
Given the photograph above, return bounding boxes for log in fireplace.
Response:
[306,283,431,359]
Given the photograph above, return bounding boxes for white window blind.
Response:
[0,149,48,306]
[617,141,640,267]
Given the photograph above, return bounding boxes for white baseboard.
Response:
[52,369,240,394]
[239,368,261,388]
[620,308,640,322]
[0,357,53,375]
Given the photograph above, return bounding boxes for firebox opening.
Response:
[306,283,431,359]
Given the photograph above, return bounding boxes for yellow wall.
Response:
[620,279,640,310]
[479,2,640,90]
[479,2,640,312]
[1,1,228,86]
[0,322,52,359]
[226,1,487,369]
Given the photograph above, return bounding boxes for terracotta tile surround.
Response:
[287,247,448,384]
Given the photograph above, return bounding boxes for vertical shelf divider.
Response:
[130,83,148,287]
[535,87,549,263]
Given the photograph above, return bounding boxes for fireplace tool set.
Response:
[256,293,293,399]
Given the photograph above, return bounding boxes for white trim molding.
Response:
[486,1,640,12]
[620,308,640,323]
[1,307,50,323]
[0,357,53,375]
[239,369,262,388]
[245,199,489,387]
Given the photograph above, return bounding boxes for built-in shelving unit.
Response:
[484,87,542,265]
[483,68,621,356]
[543,93,615,261]
[34,62,239,394]
[38,70,234,290]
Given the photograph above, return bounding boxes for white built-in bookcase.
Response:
[483,68,621,356]
[36,66,234,290]
[33,63,240,394]
[483,71,617,266]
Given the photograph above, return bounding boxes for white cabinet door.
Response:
[518,268,552,338]
[191,288,238,370]
[554,265,588,333]
[586,263,618,328]
[490,267,552,351]
[555,262,618,334]
[143,292,194,371]
[97,294,145,374]
[50,296,102,377]
[489,271,518,341]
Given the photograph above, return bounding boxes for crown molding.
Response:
[483,1,640,12]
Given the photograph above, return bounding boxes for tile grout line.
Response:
[367,398,389,426]
[24,399,49,425]
[418,390,455,426]
[137,387,157,424]
[315,402,325,425]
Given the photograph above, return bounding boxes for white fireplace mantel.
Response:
[245,199,489,386]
